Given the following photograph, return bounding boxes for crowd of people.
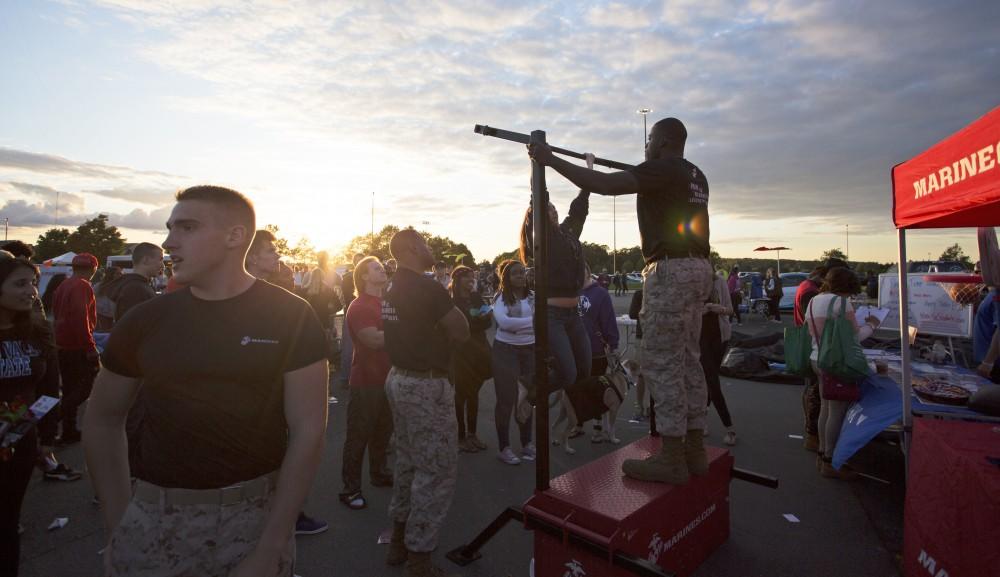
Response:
[3,115,955,577]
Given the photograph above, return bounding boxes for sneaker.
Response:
[804,434,820,452]
[295,513,329,535]
[458,438,478,453]
[43,464,82,482]
[521,443,536,461]
[630,412,646,422]
[567,426,584,439]
[497,447,521,465]
[469,435,488,451]
[723,430,737,446]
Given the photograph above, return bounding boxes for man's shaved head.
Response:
[175,185,256,238]
[390,228,434,271]
[646,117,688,161]
[652,117,687,143]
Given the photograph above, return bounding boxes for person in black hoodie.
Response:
[105,243,163,326]
[449,265,493,453]
[520,188,592,400]
[0,257,60,576]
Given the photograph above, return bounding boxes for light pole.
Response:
[1,218,7,241]
[371,191,375,250]
[628,107,652,275]
[846,224,850,261]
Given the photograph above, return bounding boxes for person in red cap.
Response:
[51,252,100,444]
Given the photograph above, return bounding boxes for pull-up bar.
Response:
[474,125,636,171]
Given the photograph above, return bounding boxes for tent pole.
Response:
[530,130,551,492]
[897,228,912,468]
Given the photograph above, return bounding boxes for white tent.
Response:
[43,251,76,266]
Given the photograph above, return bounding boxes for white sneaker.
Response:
[497,447,521,465]
[521,443,536,461]
[723,430,737,446]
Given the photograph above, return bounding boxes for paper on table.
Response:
[855,305,891,326]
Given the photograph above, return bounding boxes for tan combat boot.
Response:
[685,429,709,476]
[621,436,690,485]
[405,550,461,577]
[386,521,408,566]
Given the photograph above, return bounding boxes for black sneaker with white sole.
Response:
[43,464,82,482]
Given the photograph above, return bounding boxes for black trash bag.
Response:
[720,347,771,379]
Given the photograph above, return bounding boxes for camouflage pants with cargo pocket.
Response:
[385,368,459,553]
[640,257,714,438]
[107,484,294,577]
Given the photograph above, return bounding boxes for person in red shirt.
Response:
[339,255,393,510]
[51,252,100,445]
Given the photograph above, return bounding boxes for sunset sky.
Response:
[1,1,998,266]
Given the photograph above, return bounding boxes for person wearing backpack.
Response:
[805,267,880,480]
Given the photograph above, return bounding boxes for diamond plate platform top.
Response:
[531,436,732,523]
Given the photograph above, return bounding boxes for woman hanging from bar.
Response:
[520,183,592,402]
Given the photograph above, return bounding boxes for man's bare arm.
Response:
[83,369,141,533]
[356,326,385,349]
[250,359,328,562]
[528,143,639,196]
[439,307,470,343]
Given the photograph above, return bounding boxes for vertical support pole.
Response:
[530,130,551,492]
[897,229,912,466]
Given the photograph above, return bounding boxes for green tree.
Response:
[491,248,519,267]
[66,215,126,265]
[939,243,973,266]
[34,228,72,261]
[263,224,316,264]
[339,225,475,267]
[821,248,847,262]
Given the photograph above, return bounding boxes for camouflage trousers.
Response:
[640,257,714,437]
[385,368,458,552]
[107,478,294,577]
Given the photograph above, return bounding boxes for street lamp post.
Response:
[1,218,7,241]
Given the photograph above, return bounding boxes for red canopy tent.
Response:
[891,104,1000,440]
[892,105,1000,577]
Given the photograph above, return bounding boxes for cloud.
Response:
[7,0,999,260]
[0,180,171,231]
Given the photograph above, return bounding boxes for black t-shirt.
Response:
[101,281,326,489]
[382,268,454,371]
[630,157,710,263]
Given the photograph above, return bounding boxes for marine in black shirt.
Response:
[83,186,329,576]
[527,117,714,486]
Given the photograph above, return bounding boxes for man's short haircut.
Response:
[248,229,276,258]
[354,255,381,294]
[132,242,162,266]
[1,241,33,259]
[654,117,687,144]
[434,261,447,270]
[175,185,256,233]
[389,228,422,260]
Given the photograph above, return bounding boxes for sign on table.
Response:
[878,274,972,338]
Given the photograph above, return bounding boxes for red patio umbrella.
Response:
[753,246,790,274]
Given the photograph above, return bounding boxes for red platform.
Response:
[903,418,1000,577]
[525,436,734,577]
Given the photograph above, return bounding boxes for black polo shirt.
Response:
[630,157,710,263]
[381,268,453,372]
[101,281,326,489]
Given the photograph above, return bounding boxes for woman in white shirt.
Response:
[805,267,880,480]
[491,260,536,465]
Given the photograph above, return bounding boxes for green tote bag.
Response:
[816,296,871,382]
[783,324,813,376]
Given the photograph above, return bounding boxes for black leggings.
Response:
[1,432,36,577]
[454,378,484,438]
[701,316,733,428]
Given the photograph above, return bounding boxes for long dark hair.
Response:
[496,259,528,307]
[821,267,861,295]
[0,258,53,352]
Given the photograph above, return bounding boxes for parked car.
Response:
[885,260,970,273]
[748,271,809,316]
